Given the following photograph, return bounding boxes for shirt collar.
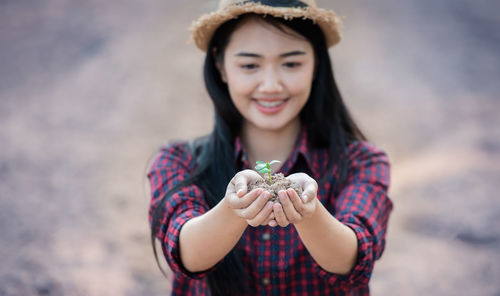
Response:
[233,125,323,178]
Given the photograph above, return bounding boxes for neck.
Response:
[241,119,301,167]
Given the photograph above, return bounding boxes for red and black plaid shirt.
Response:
[148,127,393,295]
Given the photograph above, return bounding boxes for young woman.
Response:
[148,1,393,295]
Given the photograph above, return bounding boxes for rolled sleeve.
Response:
[147,143,212,279]
[316,141,393,289]
[161,191,211,279]
[312,220,376,289]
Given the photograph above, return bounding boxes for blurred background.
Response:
[1,0,499,295]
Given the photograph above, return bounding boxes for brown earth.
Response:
[248,173,303,203]
[1,0,499,295]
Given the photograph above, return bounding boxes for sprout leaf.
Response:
[254,160,281,184]
[255,163,267,171]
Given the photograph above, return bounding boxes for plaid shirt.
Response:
[148,128,393,295]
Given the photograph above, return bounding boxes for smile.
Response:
[253,98,289,114]
[257,100,286,107]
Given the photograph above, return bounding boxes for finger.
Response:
[231,188,263,209]
[286,172,308,186]
[247,201,273,227]
[286,173,318,202]
[237,191,270,219]
[260,211,275,226]
[273,202,289,227]
[268,219,277,227]
[286,188,305,213]
[233,176,249,197]
[301,183,317,203]
[233,170,264,197]
[278,190,302,224]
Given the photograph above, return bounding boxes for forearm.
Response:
[294,199,358,275]
[178,199,247,273]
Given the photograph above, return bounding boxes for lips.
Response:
[256,100,285,108]
[253,98,288,114]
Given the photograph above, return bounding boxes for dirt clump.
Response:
[248,173,302,203]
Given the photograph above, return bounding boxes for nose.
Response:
[258,67,283,93]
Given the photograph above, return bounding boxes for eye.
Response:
[283,62,301,68]
[241,64,259,70]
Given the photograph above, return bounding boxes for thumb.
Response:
[301,183,317,203]
[234,178,248,197]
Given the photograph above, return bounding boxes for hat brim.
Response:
[190,3,343,52]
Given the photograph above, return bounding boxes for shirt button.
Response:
[262,277,271,285]
[262,232,271,241]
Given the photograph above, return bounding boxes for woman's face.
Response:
[218,17,315,133]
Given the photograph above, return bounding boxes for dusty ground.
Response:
[1,0,499,295]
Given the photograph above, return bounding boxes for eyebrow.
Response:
[235,50,306,58]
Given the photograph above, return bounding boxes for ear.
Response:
[213,47,228,83]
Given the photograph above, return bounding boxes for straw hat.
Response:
[190,0,343,52]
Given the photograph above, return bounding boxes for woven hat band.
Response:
[219,0,317,10]
[241,0,307,8]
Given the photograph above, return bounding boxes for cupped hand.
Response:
[224,169,275,227]
[272,172,318,227]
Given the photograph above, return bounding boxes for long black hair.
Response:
[150,13,366,295]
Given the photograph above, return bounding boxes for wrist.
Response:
[219,197,248,227]
[295,198,321,228]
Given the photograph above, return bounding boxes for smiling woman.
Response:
[147,1,393,295]
[218,15,315,141]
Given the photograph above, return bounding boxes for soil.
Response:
[248,173,302,203]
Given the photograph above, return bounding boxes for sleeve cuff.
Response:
[312,221,374,290]
[162,208,215,279]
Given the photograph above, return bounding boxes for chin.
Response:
[254,120,293,132]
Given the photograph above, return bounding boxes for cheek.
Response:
[226,74,258,101]
[286,69,314,96]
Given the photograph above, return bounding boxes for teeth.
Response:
[257,100,285,107]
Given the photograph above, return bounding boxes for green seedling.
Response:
[255,160,281,184]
